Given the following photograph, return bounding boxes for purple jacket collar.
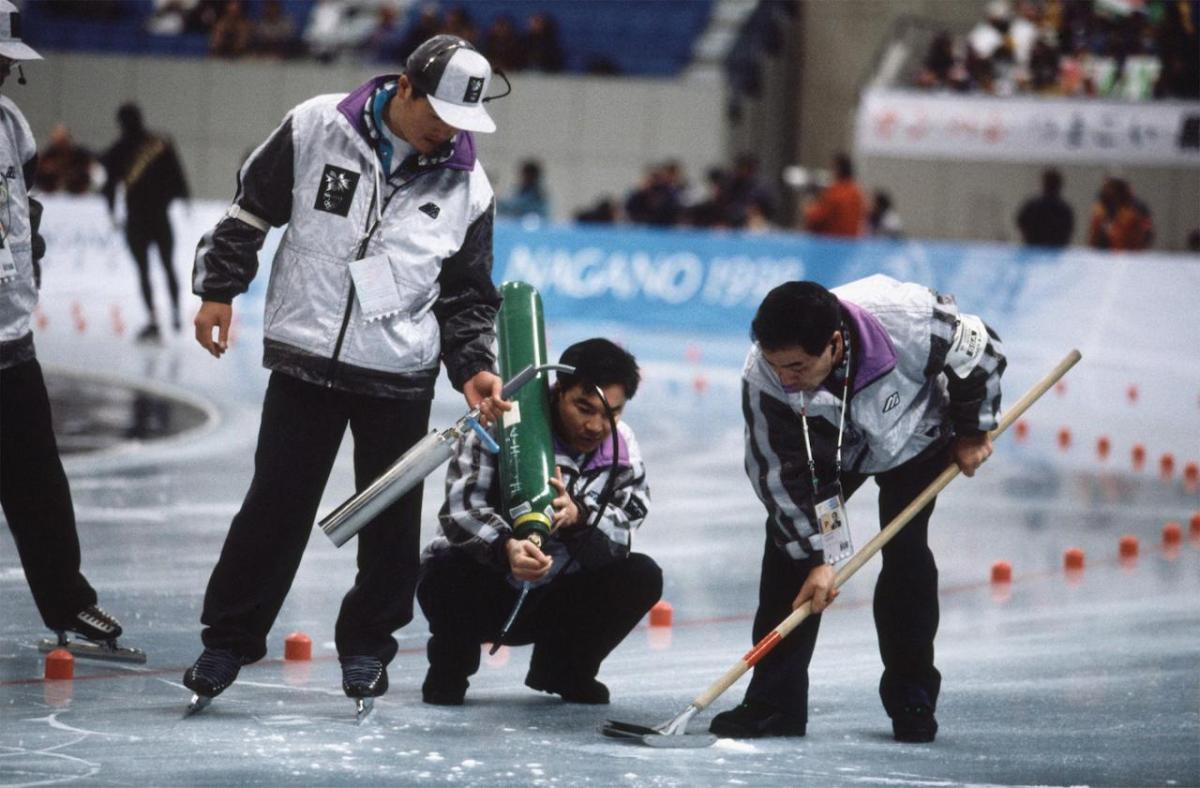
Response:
[336,75,477,172]
[839,299,896,394]
[555,430,629,472]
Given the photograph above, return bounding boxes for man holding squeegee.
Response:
[712,274,1005,742]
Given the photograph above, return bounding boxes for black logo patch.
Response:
[463,76,484,104]
[883,392,901,413]
[314,164,360,216]
[418,202,441,219]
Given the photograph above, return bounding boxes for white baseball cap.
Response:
[406,35,495,134]
[0,0,42,62]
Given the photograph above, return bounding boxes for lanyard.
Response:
[798,333,851,495]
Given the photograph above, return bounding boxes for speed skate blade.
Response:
[355,697,374,724]
[38,637,147,664]
[185,694,212,716]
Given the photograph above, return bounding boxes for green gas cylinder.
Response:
[496,281,556,548]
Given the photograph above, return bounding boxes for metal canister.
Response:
[496,281,556,547]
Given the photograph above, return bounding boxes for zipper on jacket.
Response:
[324,168,433,387]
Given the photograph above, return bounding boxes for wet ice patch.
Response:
[426,752,445,762]
[712,738,758,753]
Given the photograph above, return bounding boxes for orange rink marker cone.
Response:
[1014,420,1029,441]
[1163,522,1182,547]
[1131,444,1146,470]
[283,632,312,661]
[990,561,1012,583]
[1184,462,1199,489]
[1126,384,1138,403]
[1190,513,1200,539]
[649,600,673,627]
[1063,547,1085,571]
[1160,453,1175,479]
[1118,535,1139,558]
[1096,436,1111,460]
[45,648,74,680]
[1057,427,1071,450]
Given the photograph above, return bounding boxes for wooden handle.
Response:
[692,349,1082,711]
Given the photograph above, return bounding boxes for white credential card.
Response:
[349,254,404,322]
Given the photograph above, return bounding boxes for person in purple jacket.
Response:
[711,276,1005,743]
[183,35,511,716]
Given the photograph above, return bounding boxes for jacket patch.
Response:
[883,391,901,413]
[418,202,441,219]
[314,164,360,216]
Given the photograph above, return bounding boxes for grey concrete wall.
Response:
[11,53,728,224]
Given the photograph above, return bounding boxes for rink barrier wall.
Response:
[32,195,1200,345]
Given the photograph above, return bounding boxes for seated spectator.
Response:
[443,6,479,47]
[396,3,443,62]
[483,14,526,72]
[35,124,97,195]
[685,167,731,229]
[575,196,619,225]
[1016,168,1073,248]
[725,153,774,227]
[803,153,864,238]
[625,164,682,227]
[498,159,550,222]
[185,0,223,34]
[147,0,195,36]
[364,3,407,63]
[252,0,298,59]
[868,190,903,240]
[526,12,564,73]
[209,0,252,58]
[1088,177,1153,251]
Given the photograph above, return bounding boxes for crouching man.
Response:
[418,338,661,705]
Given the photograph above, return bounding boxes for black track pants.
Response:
[743,443,949,722]
[125,209,179,324]
[418,549,663,687]
[199,372,430,664]
[0,359,97,629]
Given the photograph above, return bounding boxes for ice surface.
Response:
[2,233,1198,786]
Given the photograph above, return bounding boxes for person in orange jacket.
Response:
[803,153,865,238]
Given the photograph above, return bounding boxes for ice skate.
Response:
[37,604,146,664]
[135,323,161,344]
[182,647,246,716]
[340,656,387,724]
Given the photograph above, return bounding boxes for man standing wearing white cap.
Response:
[185,34,510,718]
[0,0,134,658]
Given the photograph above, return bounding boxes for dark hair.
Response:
[833,153,854,180]
[556,338,640,400]
[1042,168,1063,195]
[751,281,841,355]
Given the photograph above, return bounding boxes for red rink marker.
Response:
[649,600,673,628]
[45,648,74,680]
[1118,535,1139,558]
[283,632,312,661]
[1162,522,1182,547]
[1056,427,1071,450]
[1014,420,1029,442]
[1126,384,1138,403]
[1063,548,1085,571]
[990,561,1012,583]
[1096,436,1111,460]
[1131,444,1146,471]
[1159,453,1175,479]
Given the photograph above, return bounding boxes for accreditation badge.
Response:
[813,481,853,565]
[348,253,403,322]
[0,234,16,285]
